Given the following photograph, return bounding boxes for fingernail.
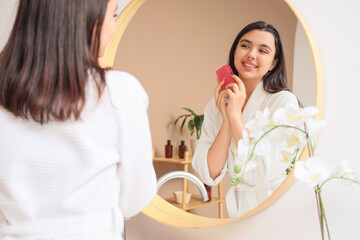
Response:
[230,73,235,75]
[221,78,225,82]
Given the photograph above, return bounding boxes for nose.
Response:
[246,48,256,60]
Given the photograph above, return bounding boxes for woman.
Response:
[192,21,300,218]
[0,0,157,239]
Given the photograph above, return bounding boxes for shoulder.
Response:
[106,70,146,97]
[266,90,299,111]
[105,70,148,110]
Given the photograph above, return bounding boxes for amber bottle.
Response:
[204,184,211,201]
[165,140,173,158]
[178,140,187,159]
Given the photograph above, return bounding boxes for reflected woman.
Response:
[0,0,156,239]
[193,21,300,218]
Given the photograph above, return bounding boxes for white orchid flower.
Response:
[273,105,319,128]
[306,119,327,138]
[281,150,293,163]
[272,107,288,125]
[332,161,353,176]
[294,157,332,187]
[285,130,307,149]
[233,130,259,178]
[236,130,250,158]
[245,108,271,139]
[330,161,358,186]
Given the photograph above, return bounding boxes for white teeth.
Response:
[244,63,256,68]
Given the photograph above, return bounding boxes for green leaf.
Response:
[183,107,197,116]
[188,120,194,131]
[174,114,189,125]
[194,117,203,131]
[180,117,188,134]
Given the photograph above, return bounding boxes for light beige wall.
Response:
[292,22,316,107]
[113,0,297,218]
[0,1,18,51]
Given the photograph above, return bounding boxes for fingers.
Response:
[231,74,245,89]
[226,88,235,98]
[214,78,225,99]
[218,90,228,108]
[225,83,239,94]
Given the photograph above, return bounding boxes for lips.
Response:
[242,61,257,70]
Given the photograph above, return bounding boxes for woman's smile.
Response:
[242,61,258,70]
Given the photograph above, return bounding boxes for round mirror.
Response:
[103,0,324,227]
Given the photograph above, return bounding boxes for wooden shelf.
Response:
[165,194,225,211]
[153,155,192,164]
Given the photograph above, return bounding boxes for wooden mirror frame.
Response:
[102,0,325,228]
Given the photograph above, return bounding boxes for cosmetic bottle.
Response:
[165,140,173,158]
[204,184,211,201]
[178,140,187,159]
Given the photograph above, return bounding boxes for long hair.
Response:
[0,0,108,124]
[228,21,290,94]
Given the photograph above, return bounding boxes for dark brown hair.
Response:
[0,0,108,124]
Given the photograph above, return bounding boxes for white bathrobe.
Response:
[0,71,157,239]
[192,81,299,218]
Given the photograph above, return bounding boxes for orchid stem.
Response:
[315,188,324,240]
[318,189,331,240]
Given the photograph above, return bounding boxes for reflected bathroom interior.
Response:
[114,0,315,218]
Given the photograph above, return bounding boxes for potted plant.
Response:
[174,108,204,154]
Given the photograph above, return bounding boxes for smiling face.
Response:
[234,29,278,84]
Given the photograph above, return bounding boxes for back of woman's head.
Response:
[228,21,290,94]
[0,0,109,124]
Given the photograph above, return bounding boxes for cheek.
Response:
[103,19,116,42]
[99,19,116,56]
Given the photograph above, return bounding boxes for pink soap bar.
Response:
[216,65,236,90]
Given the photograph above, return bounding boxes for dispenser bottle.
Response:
[178,140,187,159]
[165,140,173,158]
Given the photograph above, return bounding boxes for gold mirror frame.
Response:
[102,0,325,228]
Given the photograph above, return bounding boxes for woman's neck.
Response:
[242,78,262,105]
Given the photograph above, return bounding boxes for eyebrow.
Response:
[240,39,272,51]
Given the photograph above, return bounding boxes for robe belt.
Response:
[226,179,284,218]
[0,207,123,239]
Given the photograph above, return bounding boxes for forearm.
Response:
[229,114,247,146]
[207,121,232,180]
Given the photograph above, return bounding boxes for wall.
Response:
[292,21,315,107]
[1,0,359,239]
[0,1,18,51]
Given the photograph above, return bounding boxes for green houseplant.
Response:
[174,108,204,140]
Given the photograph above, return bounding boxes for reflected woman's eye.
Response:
[240,44,249,49]
[259,49,268,54]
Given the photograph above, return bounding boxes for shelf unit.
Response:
[153,150,225,218]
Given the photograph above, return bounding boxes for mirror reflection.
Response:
[114,0,315,218]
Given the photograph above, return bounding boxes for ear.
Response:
[269,58,278,71]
